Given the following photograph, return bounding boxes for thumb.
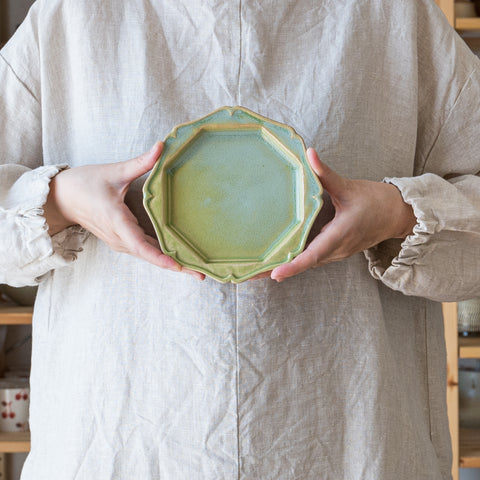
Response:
[115,141,163,187]
[306,147,347,197]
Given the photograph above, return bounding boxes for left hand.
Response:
[270,148,417,282]
[44,142,205,280]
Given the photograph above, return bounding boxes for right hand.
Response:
[43,142,205,280]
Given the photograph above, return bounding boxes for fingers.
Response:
[248,270,272,281]
[307,148,347,197]
[116,219,205,280]
[181,268,206,281]
[269,149,355,281]
[113,141,164,189]
[306,147,323,176]
[271,230,335,281]
[129,232,182,271]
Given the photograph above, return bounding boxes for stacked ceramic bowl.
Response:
[458,299,480,336]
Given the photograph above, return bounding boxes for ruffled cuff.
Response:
[364,174,440,296]
[0,165,89,286]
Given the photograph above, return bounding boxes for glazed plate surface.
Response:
[143,106,322,283]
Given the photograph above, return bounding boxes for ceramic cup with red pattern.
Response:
[0,379,29,432]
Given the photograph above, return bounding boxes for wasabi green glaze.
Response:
[143,106,323,283]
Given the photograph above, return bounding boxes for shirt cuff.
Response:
[0,165,89,286]
[364,175,437,295]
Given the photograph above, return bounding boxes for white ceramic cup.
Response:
[0,379,29,432]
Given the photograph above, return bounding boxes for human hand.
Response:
[270,148,416,282]
[43,142,205,280]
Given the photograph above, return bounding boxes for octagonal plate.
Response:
[143,106,323,283]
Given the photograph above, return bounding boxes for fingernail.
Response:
[183,268,204,281]
[150,141,162,153]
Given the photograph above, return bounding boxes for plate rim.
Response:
[143,105,323,283]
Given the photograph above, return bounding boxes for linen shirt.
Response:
[1,1,480,479]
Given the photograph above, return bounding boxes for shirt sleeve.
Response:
[0,164,87,287]
[0,15,88,287]
[366,66,480,302]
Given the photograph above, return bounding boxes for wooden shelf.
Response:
[0,305,33,454]
[0,305,32,325]
[459,336,480,358]
[0,431,30,453]
[456,17,480,30]
[460,428,480,467]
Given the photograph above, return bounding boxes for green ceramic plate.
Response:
[143,106,323,283]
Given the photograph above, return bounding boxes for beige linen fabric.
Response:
[1,0,480,479]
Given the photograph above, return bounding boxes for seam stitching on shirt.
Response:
[424,303,433,442]
[235,3,242,476]
[234,284,240,480]
[237,0,243,106]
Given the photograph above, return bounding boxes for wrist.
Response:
[43,171,76,236]
[388,183,416,239]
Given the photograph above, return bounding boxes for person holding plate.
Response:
[1,1,479,479]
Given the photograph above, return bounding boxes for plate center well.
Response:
[167,128,301,262]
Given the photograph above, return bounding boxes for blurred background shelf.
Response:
[460,429,480,468]
[0,307,32,326]
[459,337,480,358]
[0,433,30,454]
[456,16,480,30]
